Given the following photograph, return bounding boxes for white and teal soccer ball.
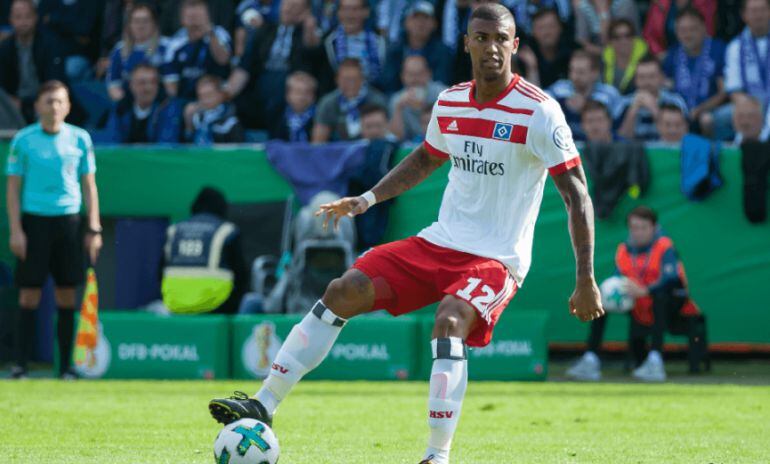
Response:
[599,276,635,313]
[213,418,280,464]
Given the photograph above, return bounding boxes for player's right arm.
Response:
[316,144,447,230]
[317,99,450,229]
[6,136,25,260]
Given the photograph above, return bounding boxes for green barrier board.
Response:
[419,310,549,381]
[62,312,230,379]
[231,314,421,380]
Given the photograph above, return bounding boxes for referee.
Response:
[5,80,102,379]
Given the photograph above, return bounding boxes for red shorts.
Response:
[352,236,518,347]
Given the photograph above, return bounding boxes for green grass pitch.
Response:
[1,378,769,463]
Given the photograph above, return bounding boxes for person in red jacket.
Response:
[567,206,709,382]
[642,0,716,57]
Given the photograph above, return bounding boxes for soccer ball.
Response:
[213,418,280,464]
[599,276,635,313]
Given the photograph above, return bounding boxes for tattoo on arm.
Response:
[370,144,447,202]
[553,166,595,281]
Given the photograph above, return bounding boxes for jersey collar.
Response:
[468,74,521,110]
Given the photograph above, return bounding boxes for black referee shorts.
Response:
[16,213,85,288]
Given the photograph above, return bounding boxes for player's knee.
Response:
[18,289,42,309]
[434,297,476,338]
[322,271,374,319]
[54,288,77,308]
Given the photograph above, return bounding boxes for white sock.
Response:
[648,350,663,364]
[584,351,599,364]
[255,300,346,414]
[423,337,468,464]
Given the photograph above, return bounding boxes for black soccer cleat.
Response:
[208,391,273,427]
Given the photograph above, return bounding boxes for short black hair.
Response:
[627,206,657,225]
[609,18,636,38]
[531,7,560,24]
[637,54,662,71]
[359,103,387,119]
[676,6,705,23]
[571,49,601,71]
[658,102,686,119]
[37,80,69,100]
[582,100,612,120]
[469,3,514,25]
[191,186,227,218]
[131,63,159,77]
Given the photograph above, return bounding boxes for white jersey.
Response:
[419,76,580,285]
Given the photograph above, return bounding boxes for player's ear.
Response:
[463,34,469,53]
[512,36,520,54]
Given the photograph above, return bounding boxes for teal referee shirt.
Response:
[5,123,96,216]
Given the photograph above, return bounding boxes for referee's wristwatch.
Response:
[86,226,103,235]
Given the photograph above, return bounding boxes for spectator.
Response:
[225,0,321,129]
[724,0,770,110]
[439,0,494,52]
[0,0,65,123]
[185,75,245,144]
[581,99,617,142]
[602,18,648,95]
[574,0,640,56]
[663,7,728,139]
[312,58,388,142]
[162,0,232,101]
[389,55,446,142]
[271,70,318,141]
[38,0,104,81]
[360,103,394,139]
[655,102,690,143]
[158,0,237,37]
[321,0,386,83]
[6,81,102,380]
[566,206,708,382]
[104,64,185,144]
[381,1,453,93]
[234,0,282,57]
[161,187,248,315]
[312,0,339,36]
[642,0,716,57]
[715,0,744,42]
[548,50,621,141]
[516,8,576,88]
[106,3,171,103]
[506,0,573,39]
[618,55,688,140]
[732,94,770,143]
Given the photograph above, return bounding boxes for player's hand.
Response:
[315,196,370,231]
[9,229,27,261]
[569,278,604,322]
[84,232,102,265]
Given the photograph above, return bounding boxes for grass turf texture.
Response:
[1,378,769,463]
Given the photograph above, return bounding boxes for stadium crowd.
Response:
[0,0,768,145]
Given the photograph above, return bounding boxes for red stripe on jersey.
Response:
[446,82,473,93]
[423,140,450,159]
[518,80,549,101]
[514,83,545,102]
[548,156,582,176]
[468,75,521,109]
[437,100,535,115]
[438,117,528,144]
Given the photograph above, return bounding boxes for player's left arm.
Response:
[552,166,604,322]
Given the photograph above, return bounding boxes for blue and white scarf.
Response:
[675,38,715,109]
[266,25,295,71]
[332,27,382,80]
[339,85,369,138]
[739,27,770,106]
[285,105,315,142]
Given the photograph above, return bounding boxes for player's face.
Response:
[628,216,655,247]
[35,88,71,125]
[465,18,519,83]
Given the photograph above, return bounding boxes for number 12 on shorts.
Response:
[455,277,498,314]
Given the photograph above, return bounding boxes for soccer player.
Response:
[6,80,101,379]
[209,5,603,463]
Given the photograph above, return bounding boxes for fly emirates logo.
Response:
[450,140,505,176]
